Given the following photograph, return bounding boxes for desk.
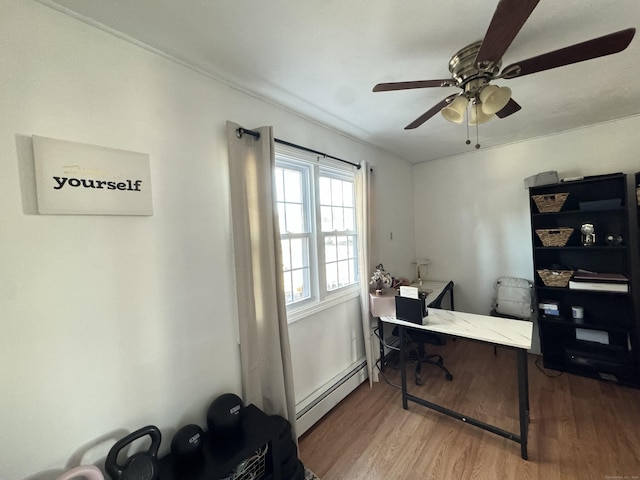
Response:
[381,309,533,459]
[369,280,454,373]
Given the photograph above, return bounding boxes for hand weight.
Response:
[105,425,161,480]
[56,465,105,480]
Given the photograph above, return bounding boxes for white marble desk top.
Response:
[381,308,532,350]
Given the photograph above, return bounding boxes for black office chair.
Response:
[392,325,453,384]
[391,289,453,385]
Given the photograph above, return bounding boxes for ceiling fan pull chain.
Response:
[475,102,481,149]
[465,106,471,145]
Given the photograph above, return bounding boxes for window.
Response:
[275,146,358,310]
[319,175,357,291]
[275,163,312,305]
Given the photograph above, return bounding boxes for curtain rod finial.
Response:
[236,127,261,140]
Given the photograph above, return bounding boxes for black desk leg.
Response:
[517,348,529,460]
[524,350,530,420]
[378,317,385,372]
[399,326,408,410]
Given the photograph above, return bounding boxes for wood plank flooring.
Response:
[298,338,640,480]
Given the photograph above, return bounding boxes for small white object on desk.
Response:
[399,285,420,299]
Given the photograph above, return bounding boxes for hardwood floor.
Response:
[298,338,640,480]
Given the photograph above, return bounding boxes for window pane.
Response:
[343,182,354,207]
[283,169,302,203]
[347,235,355,258]
[292,268,310,302]
[281,239,291,271]
[290,238,307,269]
[338,260,350,286]
[325,236,337,262]
[321,206,333,232]
[349,258,356,284]
[336,235,349,260]
[344,207,354,231]
[332,207,344,231]
[302,268,311,299]
[283,270,293,304]
[319,177,331,205]
[326,263,338,291]
[331,178,343,205]
[278,203,286,233]
[285,203,304,233]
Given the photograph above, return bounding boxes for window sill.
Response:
[286,286,361,325]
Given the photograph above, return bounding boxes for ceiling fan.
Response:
[373,0,636,134]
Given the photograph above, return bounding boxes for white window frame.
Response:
[276,159,317,306]
[316,167,359,294]
[275,145,360,322]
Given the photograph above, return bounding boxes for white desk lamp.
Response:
[412,258,431,285]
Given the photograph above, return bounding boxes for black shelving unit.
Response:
[529,173,639,386]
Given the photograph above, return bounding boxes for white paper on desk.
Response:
[399,286,419,299]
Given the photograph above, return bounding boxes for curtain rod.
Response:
[236,127,361,169]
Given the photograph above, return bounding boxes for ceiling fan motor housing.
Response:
[449,41,501,93]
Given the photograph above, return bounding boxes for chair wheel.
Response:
[446,373,453,381]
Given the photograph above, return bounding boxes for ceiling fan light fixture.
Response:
[441,95,469,124]
[479,85,512,114]
[469,101,494,125]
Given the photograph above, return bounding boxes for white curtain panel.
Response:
[356,162,375,385]
[226,121,297,432]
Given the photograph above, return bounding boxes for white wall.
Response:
[413,116,640,353]
[372,158,417,278]
[0,2,414,479]
[288,298,362,404]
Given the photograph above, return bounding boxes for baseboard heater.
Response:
[295,358,367,436]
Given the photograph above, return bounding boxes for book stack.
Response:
[568,271,629,293]
[539,299,560,316]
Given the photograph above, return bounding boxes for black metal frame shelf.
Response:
[529,173,639,387]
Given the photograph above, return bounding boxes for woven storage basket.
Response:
[226,444,267,480]
[536,269,573,287]
[532,193,569,213]
[535,228,574,247]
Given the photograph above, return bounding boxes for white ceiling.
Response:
[39,0,640,163]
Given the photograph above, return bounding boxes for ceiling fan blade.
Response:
[405,95,458,130]
[500,28,636,79]
[495,98,521,118]
[373,79,455,92]
[475,0,540,70]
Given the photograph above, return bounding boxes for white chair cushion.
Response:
[493,277,533,319]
